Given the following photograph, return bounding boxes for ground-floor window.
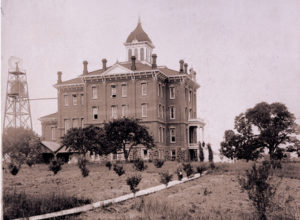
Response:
[171,149,176,160]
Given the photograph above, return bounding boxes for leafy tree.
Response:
[220,102,299,161]
[103,118,155,162]
[207,143,213,162]
[199,142,204,162]
[62,125,106,156]
[2,127,42,173]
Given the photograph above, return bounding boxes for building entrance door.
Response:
[189,149,197,161]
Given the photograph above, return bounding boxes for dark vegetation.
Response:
[113,164,125,176]
[183,163,194,178]
[133,158,148,171]
[153,159,164,168]
[126,174,142,194]
[3,189,91,220]
[159,171,173,186]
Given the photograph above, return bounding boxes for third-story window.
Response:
[64,119,70,134]
[51,127,56,140]
[111,85,117,98]
[158,104,161,118]
[121,84,127,97]
[80,94,84,105]
[92,107,98,120]
[92,86,97,99]
[158,127,161,142]
[170,106,175,119]
[162,106,165,119]
[189,90,192,102]
[141,83,147,96]
[170,87,175,99]
[170,128,176,143]
[162,127,165,143]
[111,105,117,119]
[121,105,128,117]
[141,104,147,117]
[189,109,192,119]
[72,94,77,106]
[64,94,68,106]
[158,84,161,96]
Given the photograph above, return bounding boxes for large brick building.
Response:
[40,20,205,161]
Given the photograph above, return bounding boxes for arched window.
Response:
[140,48,144,61]
[128,49,132,61]
[134,48,138,59]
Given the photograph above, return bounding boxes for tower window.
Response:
[134,48,138,59]
[80,94,84,105]
[128,49,132,61]
[170,106,175,119]
[170,87,175,99]
[111,105,117,119]
[121,84,127,97]
[170,128,176,143]
[92,107,98,120]
[111,85,117,98]
[64,94,69,106]
[92,86,97,99]
[141,103,147,117]
[72,94,77,106]
[141,83,147,96]
[140,48,144,61]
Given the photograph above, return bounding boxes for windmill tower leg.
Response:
[3,61,33,130]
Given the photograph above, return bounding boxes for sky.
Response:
[1,0,300,159]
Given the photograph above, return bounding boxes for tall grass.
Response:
[3,189,91,219]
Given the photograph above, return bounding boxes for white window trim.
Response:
[111,105,117,119]
[64,119,70,134]
[72,94,77,106]
[141,103,147,117]
[170,87,175,99]
[170,106,176,119]
[92,106,98,120]
[141,82,147,96]
[170,127,176,143]
[92,86,98,99]
[158,83,161,97]
[111,84,117,98]
[63,94,69,106]
[121,104,128,118]
[121,83,127,98]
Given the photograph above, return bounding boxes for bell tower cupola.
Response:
[124,18,154,65]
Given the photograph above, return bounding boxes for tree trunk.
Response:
[123,146,129,162]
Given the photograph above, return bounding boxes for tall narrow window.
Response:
[121,105,128,117]
[170,128,176,143]
[111,105,117,119]
[162,128,165,143]
[64,119,70,134]
[128,49,132,61]
[141,83,147,96]
[121,84,127,97]
[162,85,165,98]
[158,127,161,142]
[72,118,79,128]
[158,84,161,96]
[92,107,98,120]
[64,94,68,106]
[111,85,116,98]
[189,90,192,102]
[189,109,192,119]
[134,48,138,58]
[162,106,165,119]
[92,86,97,99]
[80,94,84,105]
[141,104,147,117]
[140,48,144,61]
[81,118,84,128]
[170,106,175,119]
[170,87,175,99]
[72,94,77,106]
[51,127,56,140]
[158,104,161,118]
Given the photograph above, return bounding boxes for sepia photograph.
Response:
[1,0,300,219]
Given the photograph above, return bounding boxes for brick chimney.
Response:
[131,56,136,70]
[179,60,184,73]
[57,71,62,84]
[102,58,107,70]
[83,60,88,75]
[184,63,188,74]
[152,54,157,69]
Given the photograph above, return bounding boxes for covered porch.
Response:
[187,118,205,161]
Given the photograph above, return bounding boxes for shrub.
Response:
[78,157,89,177]
[113,164,125,176]
[154,159,164,168]
[133,159,148,171]
[210,162,216,169]
[105,161,112,170]
[126,174,142,194]
[239,162,278,220]
[159,171,173,187]
[176,167,183,180]
[183,163,194,178]
[207,143,213,162]
[197,165,207,175]
[8,162,20,176]
[49,158,63,175]
[199,142,204,162]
